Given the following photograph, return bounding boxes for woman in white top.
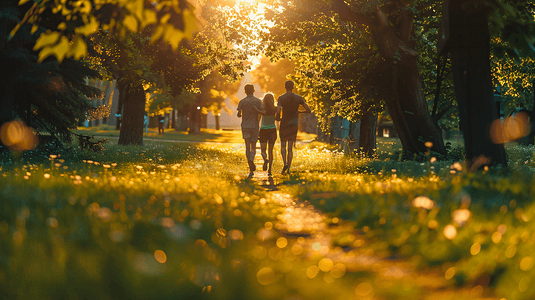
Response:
[255,93,278,176]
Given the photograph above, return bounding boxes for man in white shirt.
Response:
[237,84,263,177]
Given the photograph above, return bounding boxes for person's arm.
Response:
[237,101,242,118]
[275,106,282,121]
[253,105,265,115]
[299,99,312,114]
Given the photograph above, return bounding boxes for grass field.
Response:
[74,125,317,144]
[1,134,535,300]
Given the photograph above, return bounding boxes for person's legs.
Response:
[259,130,268,170]
[267,140,275,175]
[244,138,255,174]
[251,135,258,160]
[280,139,288,174]
[286,139,295,174]
[260,141,268,170]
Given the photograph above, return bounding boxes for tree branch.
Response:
[330,0,374,27]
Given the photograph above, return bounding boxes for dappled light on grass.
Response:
[2,140,535,299]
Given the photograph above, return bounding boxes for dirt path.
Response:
[249,164,500,300]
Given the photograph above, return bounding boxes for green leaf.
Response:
[123,15,138,32]
[75,16,99,35]
[67,35,87,60]
[37,36,70,62]
[33,30,60,50]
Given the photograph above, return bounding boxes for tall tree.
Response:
[440,0,535,168]
[328,0,447,154]
[1,0,102,147]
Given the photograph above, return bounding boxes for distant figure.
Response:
[254,93,278,176]
[144,113,148,133]
[115,112,122,130]
[510,103,530,118]
[275,80,311,175]
[509,103,532,145]
[158,114,165,135]
[237,84,263,177]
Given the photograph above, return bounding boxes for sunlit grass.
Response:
[1,138,535,299]
[73,125,316,145]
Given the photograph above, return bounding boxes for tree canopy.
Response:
[1,0,103,149]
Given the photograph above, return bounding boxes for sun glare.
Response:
[230,1,274,71]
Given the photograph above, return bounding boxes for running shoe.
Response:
[281,165,288,175]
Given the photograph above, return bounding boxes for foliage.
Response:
[10,0,198,62]
[250,56,296,98]
[0,0,103,144]
[195,70,241,116]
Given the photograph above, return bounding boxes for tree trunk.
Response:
[348,120,361,153]
[359,110,377,156]
[171,109,176,129]
[529,79,535,145]
[118,81,145,146]
[386,60,446,154]
[176,113,188,131]
[331,116,343,146]
[448,0,507,168]
[115,81,128,130]
[188,106,201,135]
[330,1,446,155]
[0,89,14,148]
[215,114,220,130]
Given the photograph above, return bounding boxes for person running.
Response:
[158,114,165,135]
[237,84,263,177]
[144,112,149,133]
[254,93,278,176]
[275,80,311,175]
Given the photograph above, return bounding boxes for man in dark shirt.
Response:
[275,80,311,175]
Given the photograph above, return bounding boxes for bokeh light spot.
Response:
[257,267,275,285]
[520,257,533,271]
[445,267,456,280]
[318,258,334,272]
[306,265,320,279]
[355,282,374,298]
[470,243,481,256]
[444,225,457,240]
[330,263,346,278]
[154,250,167,263]
[276,237,288,248]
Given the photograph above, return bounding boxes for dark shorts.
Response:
[259,128,277,144]
[279,125,298,142]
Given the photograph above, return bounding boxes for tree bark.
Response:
[348,120,361,153]
[215,114,220,130]
[188,106,201,135]
[331,0,446,155]
[115,81,127,130]
[386,60,446,154]
[118,80,145,146]
[359,110,377,156]
[330,116,343,146]
[447,0,507,168]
